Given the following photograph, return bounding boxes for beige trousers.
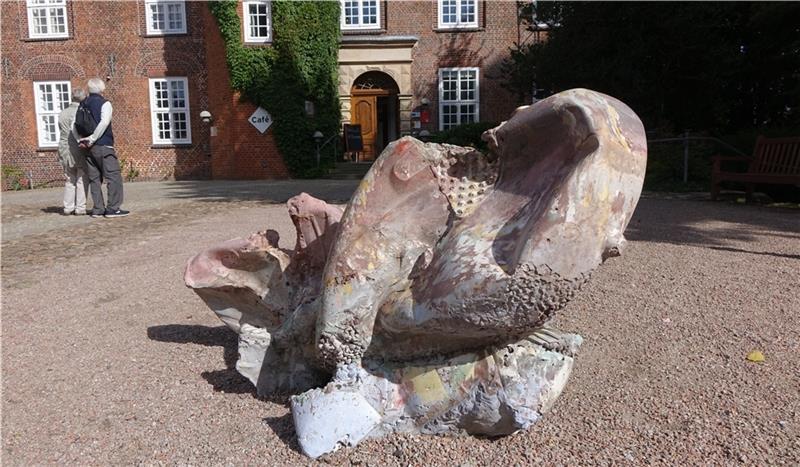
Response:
[63,165,88,214]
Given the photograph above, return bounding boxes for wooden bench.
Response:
[711,136,800,200]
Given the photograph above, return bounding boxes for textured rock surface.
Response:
[185,89,647,458]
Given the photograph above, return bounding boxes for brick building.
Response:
[1,1,534,188]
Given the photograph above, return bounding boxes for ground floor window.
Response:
[438,67,479,130]
[148,77,191,145]
[33,80,71,148]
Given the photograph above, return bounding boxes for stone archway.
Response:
[349,71,400,160]
[338,36,418,158]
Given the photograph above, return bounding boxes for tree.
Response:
[502,2,800,134]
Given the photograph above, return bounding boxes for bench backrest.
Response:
[750,136,800,175]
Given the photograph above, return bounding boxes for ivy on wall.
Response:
[209,0,341,178]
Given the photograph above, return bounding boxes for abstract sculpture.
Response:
[185,89,647,458]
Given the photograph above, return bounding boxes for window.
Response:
[145,0,186,35]
[243,1,271,43]
[340,0,380,30]
[438,0,477,29]
[26,0,68,39]
[34,81,71,148]
[149,77,191,145]
[439,68,479,130]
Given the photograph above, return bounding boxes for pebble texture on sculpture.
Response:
[185,89,647,458]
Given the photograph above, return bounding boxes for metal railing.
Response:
[647,131,749,183]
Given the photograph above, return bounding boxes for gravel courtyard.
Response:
[2,181,798,465]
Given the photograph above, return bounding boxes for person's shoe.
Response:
[63,210,74,216]
[90,211,105,218]
[75,210,86,216]
[104,209,130,218]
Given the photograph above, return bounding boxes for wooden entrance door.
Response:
[351,94,377,160]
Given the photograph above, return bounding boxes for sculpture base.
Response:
[290,329,582,458]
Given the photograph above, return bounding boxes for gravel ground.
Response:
[2,182,799,466]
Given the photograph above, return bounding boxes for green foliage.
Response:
[119,158,140,182]
[427,122,497,152]
[503,2,800,135]
[1,165,26,190]
[209,0,341,178]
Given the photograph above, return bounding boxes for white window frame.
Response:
[148,77,192,145]
[144,0,187,36]
[33,80,71,148]
[340,0,380,31]
[243,0,272,43]
[438,67,480,131]
[437,0,478,29]
[26,0,69,39]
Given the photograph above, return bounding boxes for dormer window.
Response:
[341,0,380,31]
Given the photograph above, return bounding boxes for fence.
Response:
[647,131,748,184]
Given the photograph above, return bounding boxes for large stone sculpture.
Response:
[185,89,647,458]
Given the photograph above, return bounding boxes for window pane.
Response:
[49,6,66,33]
[39,84,53,111]
[170,80,185,108]
[441,0,456,23]
[172,112,187,139]
[460,0,475,23]
[362,0,377,24]
[150,4,164,30]
[167,3,183,31]
[156,112,171,140]
[32,8,48,34]
[344,1,358,25]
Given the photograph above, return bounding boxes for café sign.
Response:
[249,107,273,133]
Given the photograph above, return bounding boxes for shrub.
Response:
[427,122,498,152]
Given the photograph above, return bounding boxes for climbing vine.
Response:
[209,0,341,177]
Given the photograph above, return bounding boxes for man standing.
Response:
[57,88,89,215]
[79,77,129,218]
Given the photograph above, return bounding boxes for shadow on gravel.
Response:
[147,324,255,395]
[40,206,65,214]
[161,180,359,205]
[626,198,800,254]
[263,413,303,455]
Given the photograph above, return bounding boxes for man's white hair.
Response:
[87,78,105,94]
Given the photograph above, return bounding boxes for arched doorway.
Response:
[350,71,400,160]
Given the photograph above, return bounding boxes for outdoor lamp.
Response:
[200,110,212,123]
[313,130,324,144]
[420,97,430,106]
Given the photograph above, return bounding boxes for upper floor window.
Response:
[145,0,186,35]
[439,67,479,130]
[148,77,192,145]
[26,0,69,39]
[244,1,271,43]
[341,0,380,30]
[34,80,71,148]
[438,0,477,29]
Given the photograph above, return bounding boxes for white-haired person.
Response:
[57,87,90,215]
[77,77,129,218]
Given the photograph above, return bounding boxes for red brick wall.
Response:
[1,0,213,188]
[381,1,528,130]
[1,1,528,189]
[202,5,289,180]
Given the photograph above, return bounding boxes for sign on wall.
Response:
[249,107,273,133]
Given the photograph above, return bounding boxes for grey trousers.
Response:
[86,145,124,214]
